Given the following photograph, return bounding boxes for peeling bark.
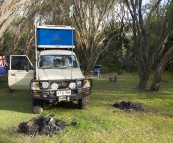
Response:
[150,46,173,91]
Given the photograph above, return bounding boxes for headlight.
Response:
[69,82,76,89]
[51,83,58,90]
[77,81,82,86]
[42,82,49,88]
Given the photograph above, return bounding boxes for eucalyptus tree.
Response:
[0,0,31,37]
[48,0,133,74]
[150,2,173,91]
[0,0,54,55]
[11,0,53,55]
[1,0,121,74]
[1,0,136,76]
[0,0,32,55]
[98,20,134,73]
[58,0,119,74]
[97,1,134,73]
[124,0,173,89]
[33,0,119,74]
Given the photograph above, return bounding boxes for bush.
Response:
[100,65,117,74]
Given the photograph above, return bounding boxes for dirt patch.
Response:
[13,115,74,137]
[113,101,144,112]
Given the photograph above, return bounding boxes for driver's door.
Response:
[8,55,34,90]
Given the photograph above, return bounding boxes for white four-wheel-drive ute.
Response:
[8,25,92,113]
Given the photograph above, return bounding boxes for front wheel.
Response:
[32,98,43,114]
[78,96,89,109]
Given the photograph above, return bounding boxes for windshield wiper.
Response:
[60,66,68,69]
[43,66,54,69]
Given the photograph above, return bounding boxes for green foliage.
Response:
[165,32,173,50]
[100,65,117,73]
[98,22,136,73]
[0,30,13,55]
[0,16,35,56]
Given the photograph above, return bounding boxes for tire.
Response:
[32,98,43,114]
[8,86,14,92]
[78,96,89,109]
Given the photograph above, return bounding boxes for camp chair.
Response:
[91,65,101,78]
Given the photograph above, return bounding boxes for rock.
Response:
[109,75,117,82]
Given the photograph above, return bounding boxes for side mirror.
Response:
[80,64,83,69]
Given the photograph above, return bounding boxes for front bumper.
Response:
[30,78,92,103]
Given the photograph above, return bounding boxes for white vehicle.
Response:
[8,25,92,113]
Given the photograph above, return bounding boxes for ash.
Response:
[113,101,144,111]
[17,115,67,137]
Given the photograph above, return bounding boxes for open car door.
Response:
[8,55,34,90]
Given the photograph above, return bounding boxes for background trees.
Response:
[64,0,119,75]
[0,0,173,90]
[124,0,173,89]
[1,0,120,75]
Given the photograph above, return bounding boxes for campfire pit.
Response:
[14,115,69,137]
[113,101,144,111]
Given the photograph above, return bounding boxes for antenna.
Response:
[71,24,73,79]
[70,4,74,80]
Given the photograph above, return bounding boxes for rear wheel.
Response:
[78,96,89,109]
[32,98,43,114]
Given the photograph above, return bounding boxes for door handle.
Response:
[11,74,15,76]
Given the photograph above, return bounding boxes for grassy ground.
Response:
[0,72,173,143]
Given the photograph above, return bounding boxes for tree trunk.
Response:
[137,70,150,89]
[84,63,91,76]
[150,71,162,91]
[150,46,173,91]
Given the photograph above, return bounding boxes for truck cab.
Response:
[8,25,92,114]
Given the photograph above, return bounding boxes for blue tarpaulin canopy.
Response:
[37,25,75,48]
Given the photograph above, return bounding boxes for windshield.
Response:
[39,55,79,69]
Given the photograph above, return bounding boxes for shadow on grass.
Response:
[0,85,33,113]
[44,101,80,111]
[0,88,81,113]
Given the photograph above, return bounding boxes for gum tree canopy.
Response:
[0,0,120,74]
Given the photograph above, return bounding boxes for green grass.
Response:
[0,73,173,143]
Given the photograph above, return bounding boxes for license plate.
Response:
[56,90,71,96]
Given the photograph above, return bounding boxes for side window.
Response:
[72,56,78,68]
[11,56,33,70]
